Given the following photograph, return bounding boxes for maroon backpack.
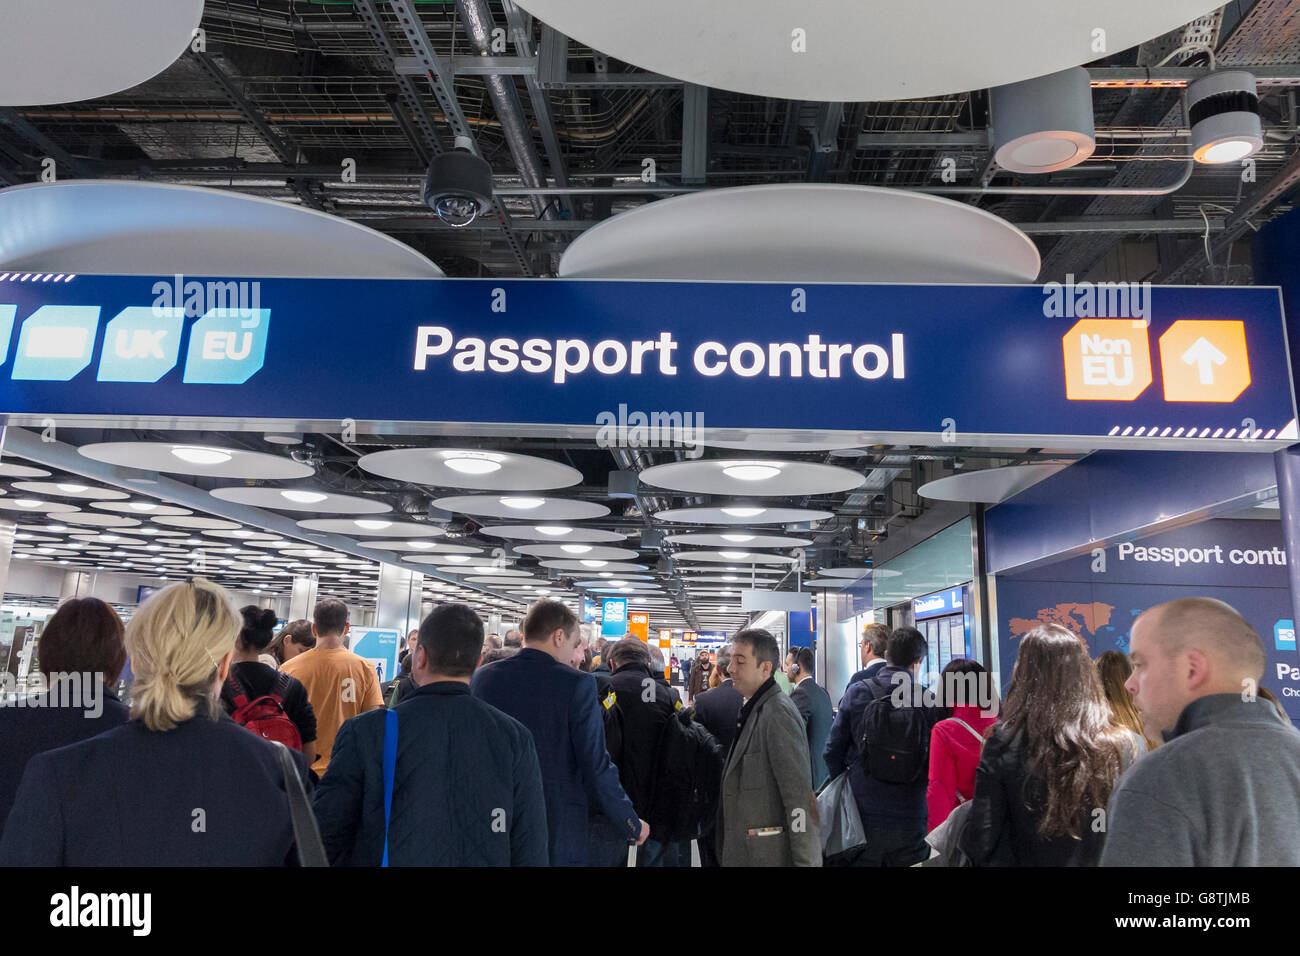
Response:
[227,670,303,751]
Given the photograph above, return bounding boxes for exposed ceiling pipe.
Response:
[455,0,554,222]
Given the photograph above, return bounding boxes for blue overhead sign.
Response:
[600,597,628,637]
[0,275,1292,446]
[914,586,965,619]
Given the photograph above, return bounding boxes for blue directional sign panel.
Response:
[0,274,1291,447]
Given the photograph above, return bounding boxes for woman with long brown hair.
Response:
[1096,650,1157,751]
[959,624,1141,866]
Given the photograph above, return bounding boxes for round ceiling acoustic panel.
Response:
[358,448,581,492]
[9,481,128,500]
[513,0,1221,101]
[918,463,1072,504]
[359,539,482,554]
[665,533,812,548]
[152,515,243,531]
[209,487,392,515]
[0,0,203,106]
[90,500,192,516]
[0,498,79,514]
[559,185,1039,284]
[639,458,862,497]
[296,518,444,537]
[0,182,443,279]
[432,495,609,520]
[672,551,797,565]
[479,525,627,543]
[538,560,650,573]
[78,442,313,480]
[512,544,640,561]
[60,513,142,528]
[701,433,870,452]
[653,505,834,526]
[0,462,50,478]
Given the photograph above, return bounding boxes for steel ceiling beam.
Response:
[354,0,445,158]
[0,108,91,179]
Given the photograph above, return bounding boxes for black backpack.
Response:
[646,710,724,842]
[857,678,931,784]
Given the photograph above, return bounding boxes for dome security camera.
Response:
[423,135,493,228]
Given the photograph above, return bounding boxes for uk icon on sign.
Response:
[1062,319,1153,401]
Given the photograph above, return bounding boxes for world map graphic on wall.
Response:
[1008,602,1134,653]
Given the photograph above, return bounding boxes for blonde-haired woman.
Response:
[0,579,312,866]
[1096,650,1158,751]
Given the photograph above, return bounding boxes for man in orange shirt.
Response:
[281,597,383,776]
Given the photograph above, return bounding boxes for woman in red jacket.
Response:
[927,658,998,833]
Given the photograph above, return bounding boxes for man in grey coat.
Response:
[1100,597,1300,866]
[717,628,821,867]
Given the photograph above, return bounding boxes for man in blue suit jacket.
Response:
[472,600,648,865]
[313,603,548,866]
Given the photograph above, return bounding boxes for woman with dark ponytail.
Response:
[220,606,318,767]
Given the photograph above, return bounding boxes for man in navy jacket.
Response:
[313,603,547,866]
[472,600,648,865]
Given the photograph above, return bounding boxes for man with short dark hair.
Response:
[788,647,833,790]
[472,600,648,865]
[1101,598,1300,866]
[688,642,744,868]
[503,628,523,649]
[312,603,547,865]
[716,629,821,867]
[282,597,383,776]
[825,626,943,866]
[845,623,890,692]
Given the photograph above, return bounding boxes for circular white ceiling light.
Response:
[0,463,50,478]
[991,67,1096,174]
[1188,71,1263,165]
[9,481,128,501]
[639,459,862,497]
[210,486,392,514]
[480,525,627,543]
[90,500,192,516]
[433,495,609,521]
[358,448,582,491]
[79,442,313,480]
[358,539,481,554]
[0,498,79,514]
[559,185,1040,284]
[296,518,445,537]
[0,0,204,106]
[515,544,640,561]
[666,532,813,549]
[510,0,1222,102]
[917,463,1072,504]
[0,182,443,279]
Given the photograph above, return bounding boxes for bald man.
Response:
[1100,598,1300,866]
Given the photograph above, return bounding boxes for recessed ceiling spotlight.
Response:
[444,453,503,475]
[442,555,472,563]
[580,559,607,568]
[171,446,233,466]
[355,519,391,531]
[719,551,750,560]
[47,524,68,532]
[722,463,782,481]
[1188,70,1263,164]
[500,496,545,509]
[721,534,755,543]
[561,544,592,554]
[281,490,329,504]
[128,501,157,512]
[536,525,572,536]
[55,483,88,494]
[598,571,613,578]
[407,540,436,550]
